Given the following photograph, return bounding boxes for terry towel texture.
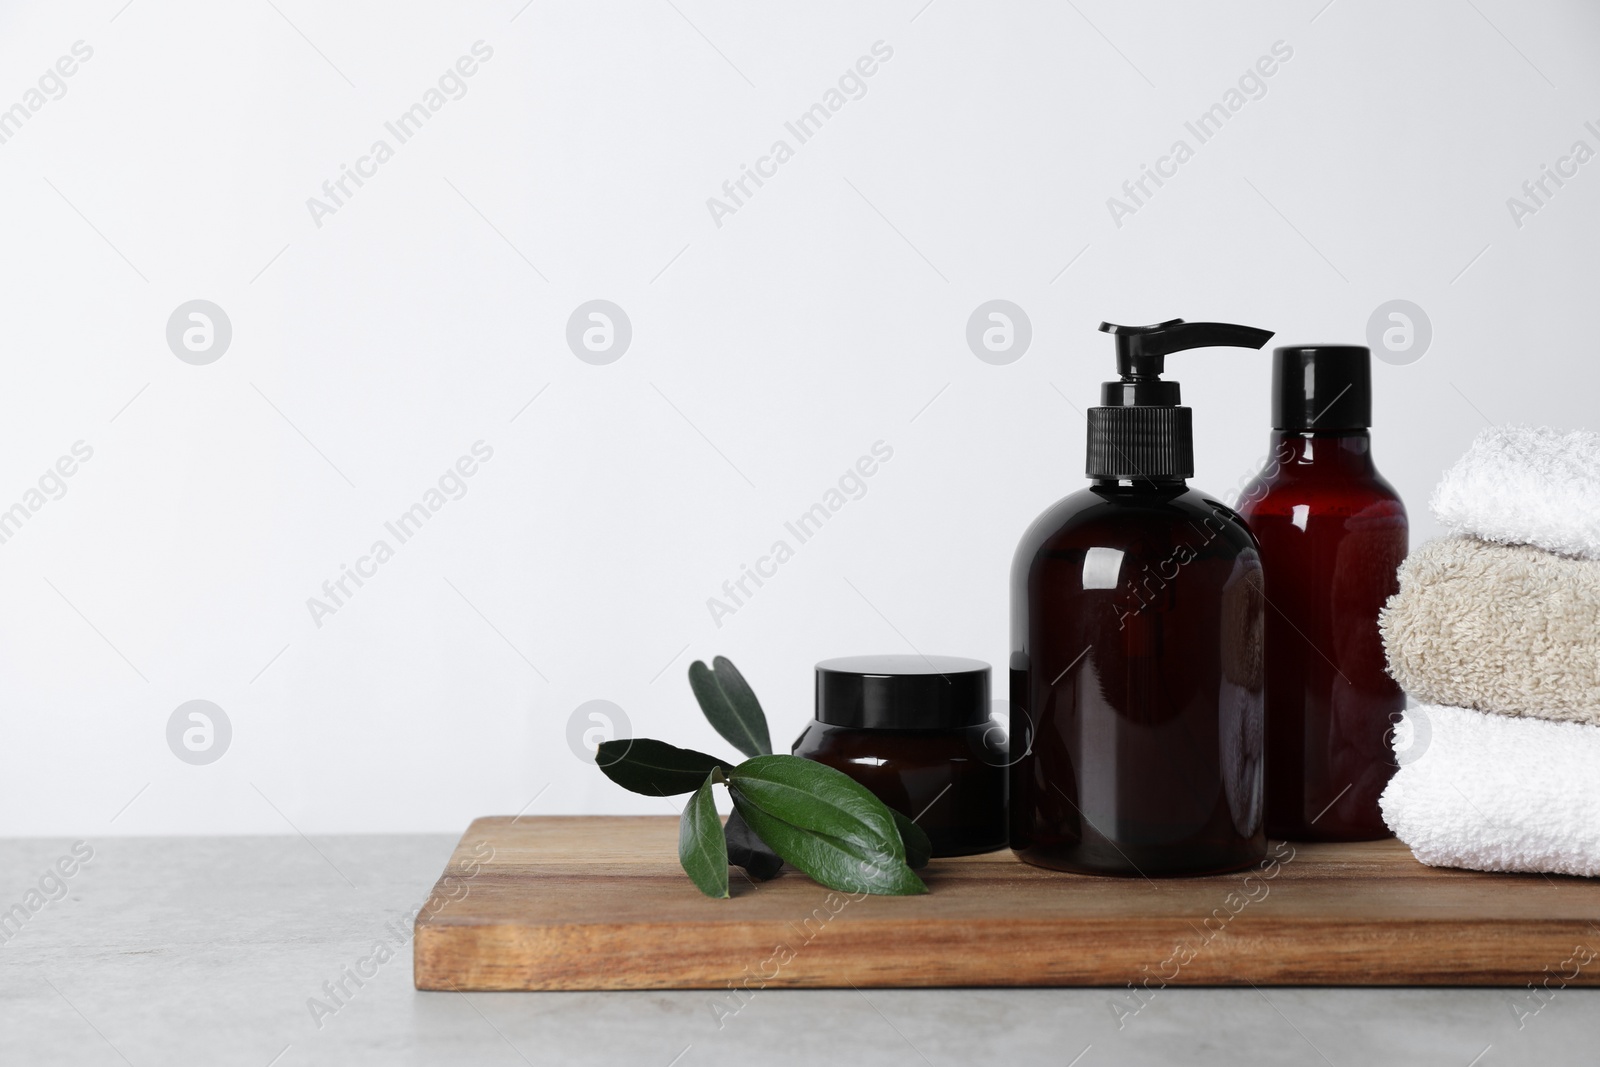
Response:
[1381,424,1600,876]
[1431,425,1600,560]
[1380,703,1600,878]
[1380,536,1600,725]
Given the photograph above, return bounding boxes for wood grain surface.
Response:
[412,816,1600,991]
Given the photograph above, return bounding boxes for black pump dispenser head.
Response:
[1087,319,1274,480]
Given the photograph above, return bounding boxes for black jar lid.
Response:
[814,655,990,730]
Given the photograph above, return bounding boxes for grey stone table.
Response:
[2,835,1594,1066]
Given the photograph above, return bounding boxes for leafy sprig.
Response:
[595,656,929,898]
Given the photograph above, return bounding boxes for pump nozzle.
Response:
[1099,319,1275,379]
[1087,317,1274,481]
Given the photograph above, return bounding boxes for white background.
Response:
[2,0,1597,835]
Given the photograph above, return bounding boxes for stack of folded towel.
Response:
[1378,425,1600,878]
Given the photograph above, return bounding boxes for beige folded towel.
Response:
[1380,536,1600,725]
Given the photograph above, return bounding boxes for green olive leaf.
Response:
[728,755,903,860]
[890,808,932,870]
[595,738,735,797]
[688,658,772,759]
[593,662,938,899]
[710,656,773,755]
[730,796,926,896]
[724,808,782,881]
[678,773,729,899]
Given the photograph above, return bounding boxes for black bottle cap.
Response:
[1271,345,1372,430]
[1087,319,1274,479]
[815,655,990,730]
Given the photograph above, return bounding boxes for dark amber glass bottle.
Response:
[1237,345,1407,841]
[1009,320,1272,877]
[1010,481,1268,875]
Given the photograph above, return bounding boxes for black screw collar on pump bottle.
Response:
[1087,319,1275,479]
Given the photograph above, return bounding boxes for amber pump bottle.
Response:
[1237,345,1407,841]
[1011,319,1273,876]
[1011,320,1272,877]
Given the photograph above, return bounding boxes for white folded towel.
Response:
[1431,425,1600,559]
[1380,703,1600,877]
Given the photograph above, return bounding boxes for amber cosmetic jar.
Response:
[791,655,1007,857]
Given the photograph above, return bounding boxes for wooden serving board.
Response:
[413,816,1600,991]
